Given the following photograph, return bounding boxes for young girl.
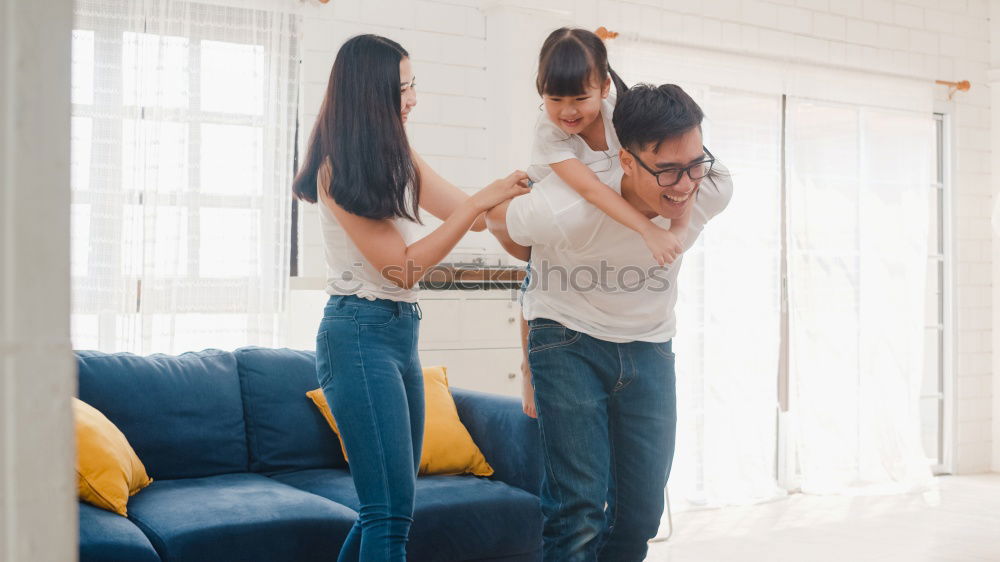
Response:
[292,34,529,561]
[530,27,691,264]
[519,28,692,418]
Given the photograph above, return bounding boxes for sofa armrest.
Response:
[451,387,542,496]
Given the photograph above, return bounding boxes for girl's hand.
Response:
[641,224,684,266]
[521,359,537,419]
[470,171,532,213]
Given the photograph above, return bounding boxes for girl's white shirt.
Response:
[526,90,621,183]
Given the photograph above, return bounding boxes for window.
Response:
[71,1,298,353]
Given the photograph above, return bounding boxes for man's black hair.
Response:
[613,83,704,153]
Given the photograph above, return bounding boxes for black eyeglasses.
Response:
[625,146,715,188]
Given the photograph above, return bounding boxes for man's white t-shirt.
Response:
[507,164,733,343]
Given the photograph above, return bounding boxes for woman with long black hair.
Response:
[292,34,530,561]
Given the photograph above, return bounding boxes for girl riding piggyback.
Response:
[529,27,690,265]
[518,28,694,420]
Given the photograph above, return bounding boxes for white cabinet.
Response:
[418,290,523,398]
[419,348,523,398]
[418,292,520,350]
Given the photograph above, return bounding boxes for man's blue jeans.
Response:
[527,318,677,562]
[315,295,424,562]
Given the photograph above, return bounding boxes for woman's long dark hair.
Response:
[536,27,628,99]
[292,34,420,222]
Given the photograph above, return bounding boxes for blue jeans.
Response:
[527,318,677,562]
[315,295,424,562]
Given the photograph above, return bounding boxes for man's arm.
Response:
[487,181,567,259]
[486,200,531,262]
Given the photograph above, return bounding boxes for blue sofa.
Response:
[76,347,543,562]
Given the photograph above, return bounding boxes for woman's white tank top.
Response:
[318,190,420,303]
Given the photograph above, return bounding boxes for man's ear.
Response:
[619,148,633,173]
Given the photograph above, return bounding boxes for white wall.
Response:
[295,0,993,474]
[1,0,78,560]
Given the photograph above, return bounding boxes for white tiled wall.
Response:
[297,0,493,279]
[294,0,995,474]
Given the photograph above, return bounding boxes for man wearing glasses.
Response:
[486,83,732,562]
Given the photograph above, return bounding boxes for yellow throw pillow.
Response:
[305,390,350,461]
[307,365,494,477]
[74,397,153,516]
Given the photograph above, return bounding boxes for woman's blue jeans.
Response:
[315,295,424,562]
[527,317,678,562]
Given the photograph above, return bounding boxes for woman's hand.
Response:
[469,171,531,213]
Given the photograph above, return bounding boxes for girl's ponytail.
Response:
[608,64,628,96]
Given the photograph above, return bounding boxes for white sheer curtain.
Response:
[786,100,935,494]
[71,0,298,353]
[612,46,786,510]
[671,89,786,509]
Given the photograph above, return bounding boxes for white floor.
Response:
[646,474,1000,562]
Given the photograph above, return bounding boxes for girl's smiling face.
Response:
[542,75,610,137]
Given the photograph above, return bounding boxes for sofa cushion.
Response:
[126,473,356,562]
[76,350,249,480]
[272,468,542,561]
[451,388,543,496]
[75,397,153,516]
[233,347,347,474]
[79,502,161,562]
